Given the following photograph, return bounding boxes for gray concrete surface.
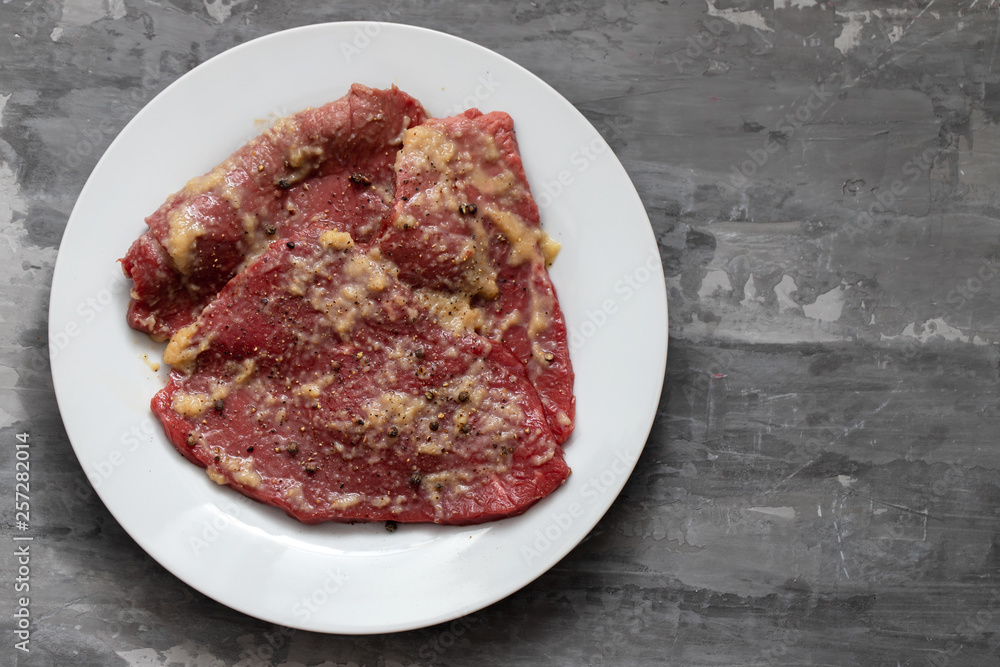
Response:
[3,0,1000,665]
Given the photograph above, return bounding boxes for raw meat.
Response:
[379,110,575,442]
[121,84,427,340]
[152,228,570,524]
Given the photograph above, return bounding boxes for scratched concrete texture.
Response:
[2,0,1000,665]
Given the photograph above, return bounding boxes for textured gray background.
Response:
[3,0,1000,665]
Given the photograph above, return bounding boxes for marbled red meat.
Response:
[153,228,569,524]
[125,87,576,524]
[121,84,427,340]
[378,110,575,442]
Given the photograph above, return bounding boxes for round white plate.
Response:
[49,22,667,634]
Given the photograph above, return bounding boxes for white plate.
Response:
[49,22,667,634]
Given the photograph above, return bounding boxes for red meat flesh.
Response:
[152,228,570,524]
[378,109,575,443]
[121,84,428,340]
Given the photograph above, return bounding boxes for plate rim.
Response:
[48,20,669,634]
